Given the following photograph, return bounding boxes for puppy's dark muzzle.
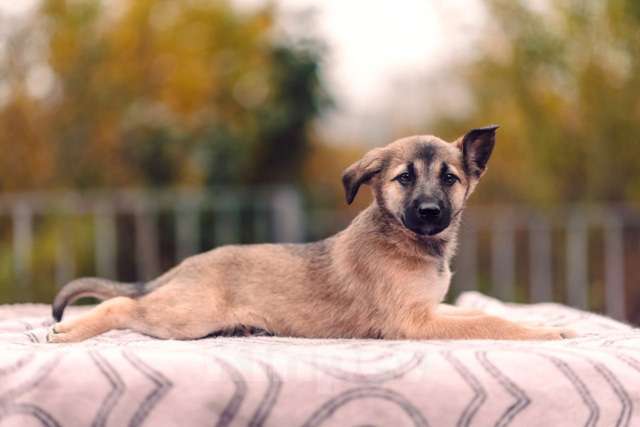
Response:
[417,202,441,222]
[403,200,451,236]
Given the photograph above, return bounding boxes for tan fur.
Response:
[48,129,575,343]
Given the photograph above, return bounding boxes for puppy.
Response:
[48,126,574,342]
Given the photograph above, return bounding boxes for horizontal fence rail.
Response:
[0,188,303,302]
[0,190,638,322]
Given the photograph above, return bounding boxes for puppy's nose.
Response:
[418,202,441,221]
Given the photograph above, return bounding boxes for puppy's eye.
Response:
[395,172,413,186]
[443,173,459,186]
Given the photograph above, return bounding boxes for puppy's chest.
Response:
[380,265,451,306]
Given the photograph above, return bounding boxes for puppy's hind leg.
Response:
[48,278,235,343]
[47,296,140,343]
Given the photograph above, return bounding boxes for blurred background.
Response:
[0,0,639,324]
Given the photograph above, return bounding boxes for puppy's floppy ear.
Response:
[455,124,499,178]
[341,147,386,204]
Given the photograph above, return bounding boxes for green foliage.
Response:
[0,0,329,191]
[0,0,330,303]
[432,0,640,206]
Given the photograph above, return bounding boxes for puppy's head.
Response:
[342,125,498,237]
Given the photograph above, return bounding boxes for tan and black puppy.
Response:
[48,126,575,342]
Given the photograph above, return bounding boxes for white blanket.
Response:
[0,292,638,427]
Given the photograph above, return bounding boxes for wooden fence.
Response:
[0,190,637,321]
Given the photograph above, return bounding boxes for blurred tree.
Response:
[431,0,640,206]
[0,0,329,191]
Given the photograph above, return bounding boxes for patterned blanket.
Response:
[0,292,638,427]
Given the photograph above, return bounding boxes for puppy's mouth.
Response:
[400,217,448,237]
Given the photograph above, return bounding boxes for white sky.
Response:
[275,2,483,106]
[0,0,488,144]
[269,0,488,143]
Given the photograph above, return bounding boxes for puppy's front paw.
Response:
[558,328,577,339]
[528,326,577,340]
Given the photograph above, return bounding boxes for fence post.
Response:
[55,218,76,287]
[491,212,515,301]
[176,196,200,261]
[12,202,33,300]
[271,187,303,243]
[604,214,625,320]
[454,217,478,293]
[529,215,553,302]
[252,200,270,243]
[134,199,160,281]
[566,211,588,309]
[94,200,117,279]
[214,193,240,246]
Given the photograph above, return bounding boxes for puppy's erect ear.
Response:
[341,147,386,204]
[456,124,499,178]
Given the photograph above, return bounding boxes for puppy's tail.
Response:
[52,278,147,321]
